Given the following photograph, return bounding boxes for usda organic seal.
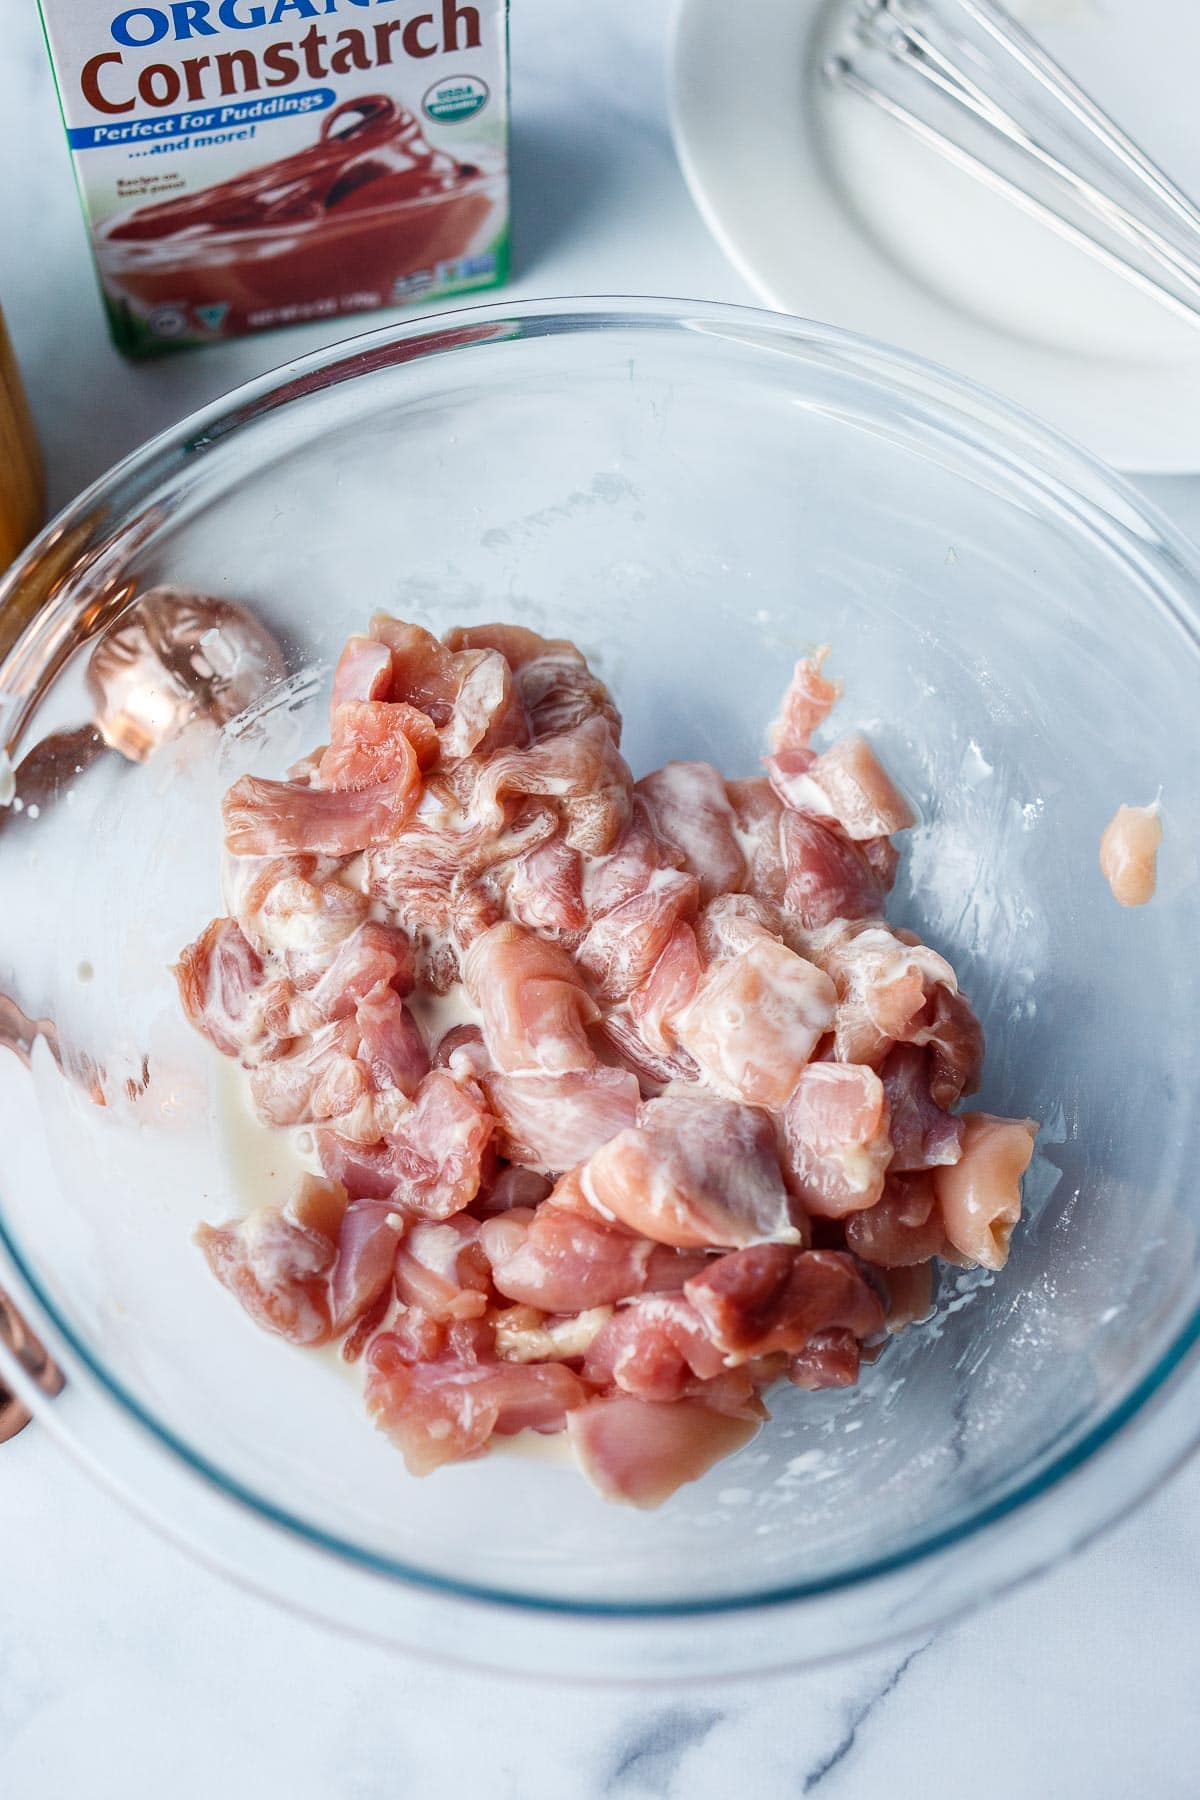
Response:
[422,75,489,124]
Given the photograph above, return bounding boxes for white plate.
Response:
[670,0,1200,471]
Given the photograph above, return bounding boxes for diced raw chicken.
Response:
[249,1016,366,1126]
[769,648,842,753]
[444,622,622,741]
[590,1008,700,1093]
[223,758,420,857]
[319,699,437,789]
[934,1113,1037,1270]
[482,1067,640,1171]
[844,1172,945,1266]
[636,761,746,903]
[628,921,704,1057]
[330,634,393,711]
[567,1396,759,1508]
[369,618,460,722]
[788,1328,862,1390]
[582,1294,726,1401]
[480,1198,655,1311]
[505,835,588,942]
[766,733,914,840]
[174,917,275,1060]
[781,1063,893,1217]
[473,716,632,855]
[674,937,836,1109]
[464,921,599,1073]
[330,1200,404,1332]
[908,983,985,1107]
[879,1045,964,1171]
[315,1070,492,1215]
[726,776,786,906]
[582,1089,801,1249]
[810,924,960,1068]
[382,1070,494,1219]
[430,1023,493,1081]
[576,869,700,1003]
[472,1165,555,1219]
[780,813,887,928]
[392,1215,493,1320]
[492,1304,614,1363]
[307,921,416,1018]
[223,854,370,964]
[196,1176,347,1345]
[366,1345,587,1474]
[684,1246,883,1362]
[355,985,430,1097]
[1100,802,1162,908]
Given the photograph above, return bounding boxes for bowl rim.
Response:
[3,292,1200,1627]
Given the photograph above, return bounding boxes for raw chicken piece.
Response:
[330,1200,404,1332]
[567,1396,759,1508]
[636,761,746,903]
[907,983,985,1107]
[492,1304,614,1363]
[879,1045,964,1171]
[330,634,393,711]
[576,869,700,1003]
[480,1199,656,1311]
[464,921,599,1073]
[368,618,459,722]
[780,813,887,928]
[430,1023,493,1081]
[1100,802,1162,907]
[726,777,786,906]
[674,936,836,1109]
[195,1176,347,1345]
[444,622,622,741]
[472,1166,555,1219]
[482,1067,640,1171]
[788,1329,862,1390]
[355,985,430,1097]
[382,1069,494,1219]
[935,1113,1037,1270]
[307,920,416,1018]
[392,1215,493,1320]
[473,716,632,855]
[366,1345,587,1474]
[628,922,704,1057]
[370,617,526,759]
[781,1063,893,1218]
[174,917,275,1060]
[505,835,587,942]
[811,924,960,1068]
[582,1089,801,1249]
[223,854,369,965]
[591,1008,700,1093]
[769,648,842,752]
[249,1016,366,1127]
[223,754,420,857]
[766,733,914,840]
[579,798,676,914]
[684,1246,883,1362]
[844,1172,945,1267]
[319,699,436,789]
[315,1070,492,1215]
[582,1294,726,1401]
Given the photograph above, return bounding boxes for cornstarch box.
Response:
[37,0,510,354]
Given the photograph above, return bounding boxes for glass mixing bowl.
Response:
[0,299,1198,1681]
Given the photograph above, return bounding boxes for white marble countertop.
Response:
[2,1,1199,1794]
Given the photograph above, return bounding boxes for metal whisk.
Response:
[824,0,1200,330]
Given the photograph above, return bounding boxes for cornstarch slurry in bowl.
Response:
[36,0,510,353]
